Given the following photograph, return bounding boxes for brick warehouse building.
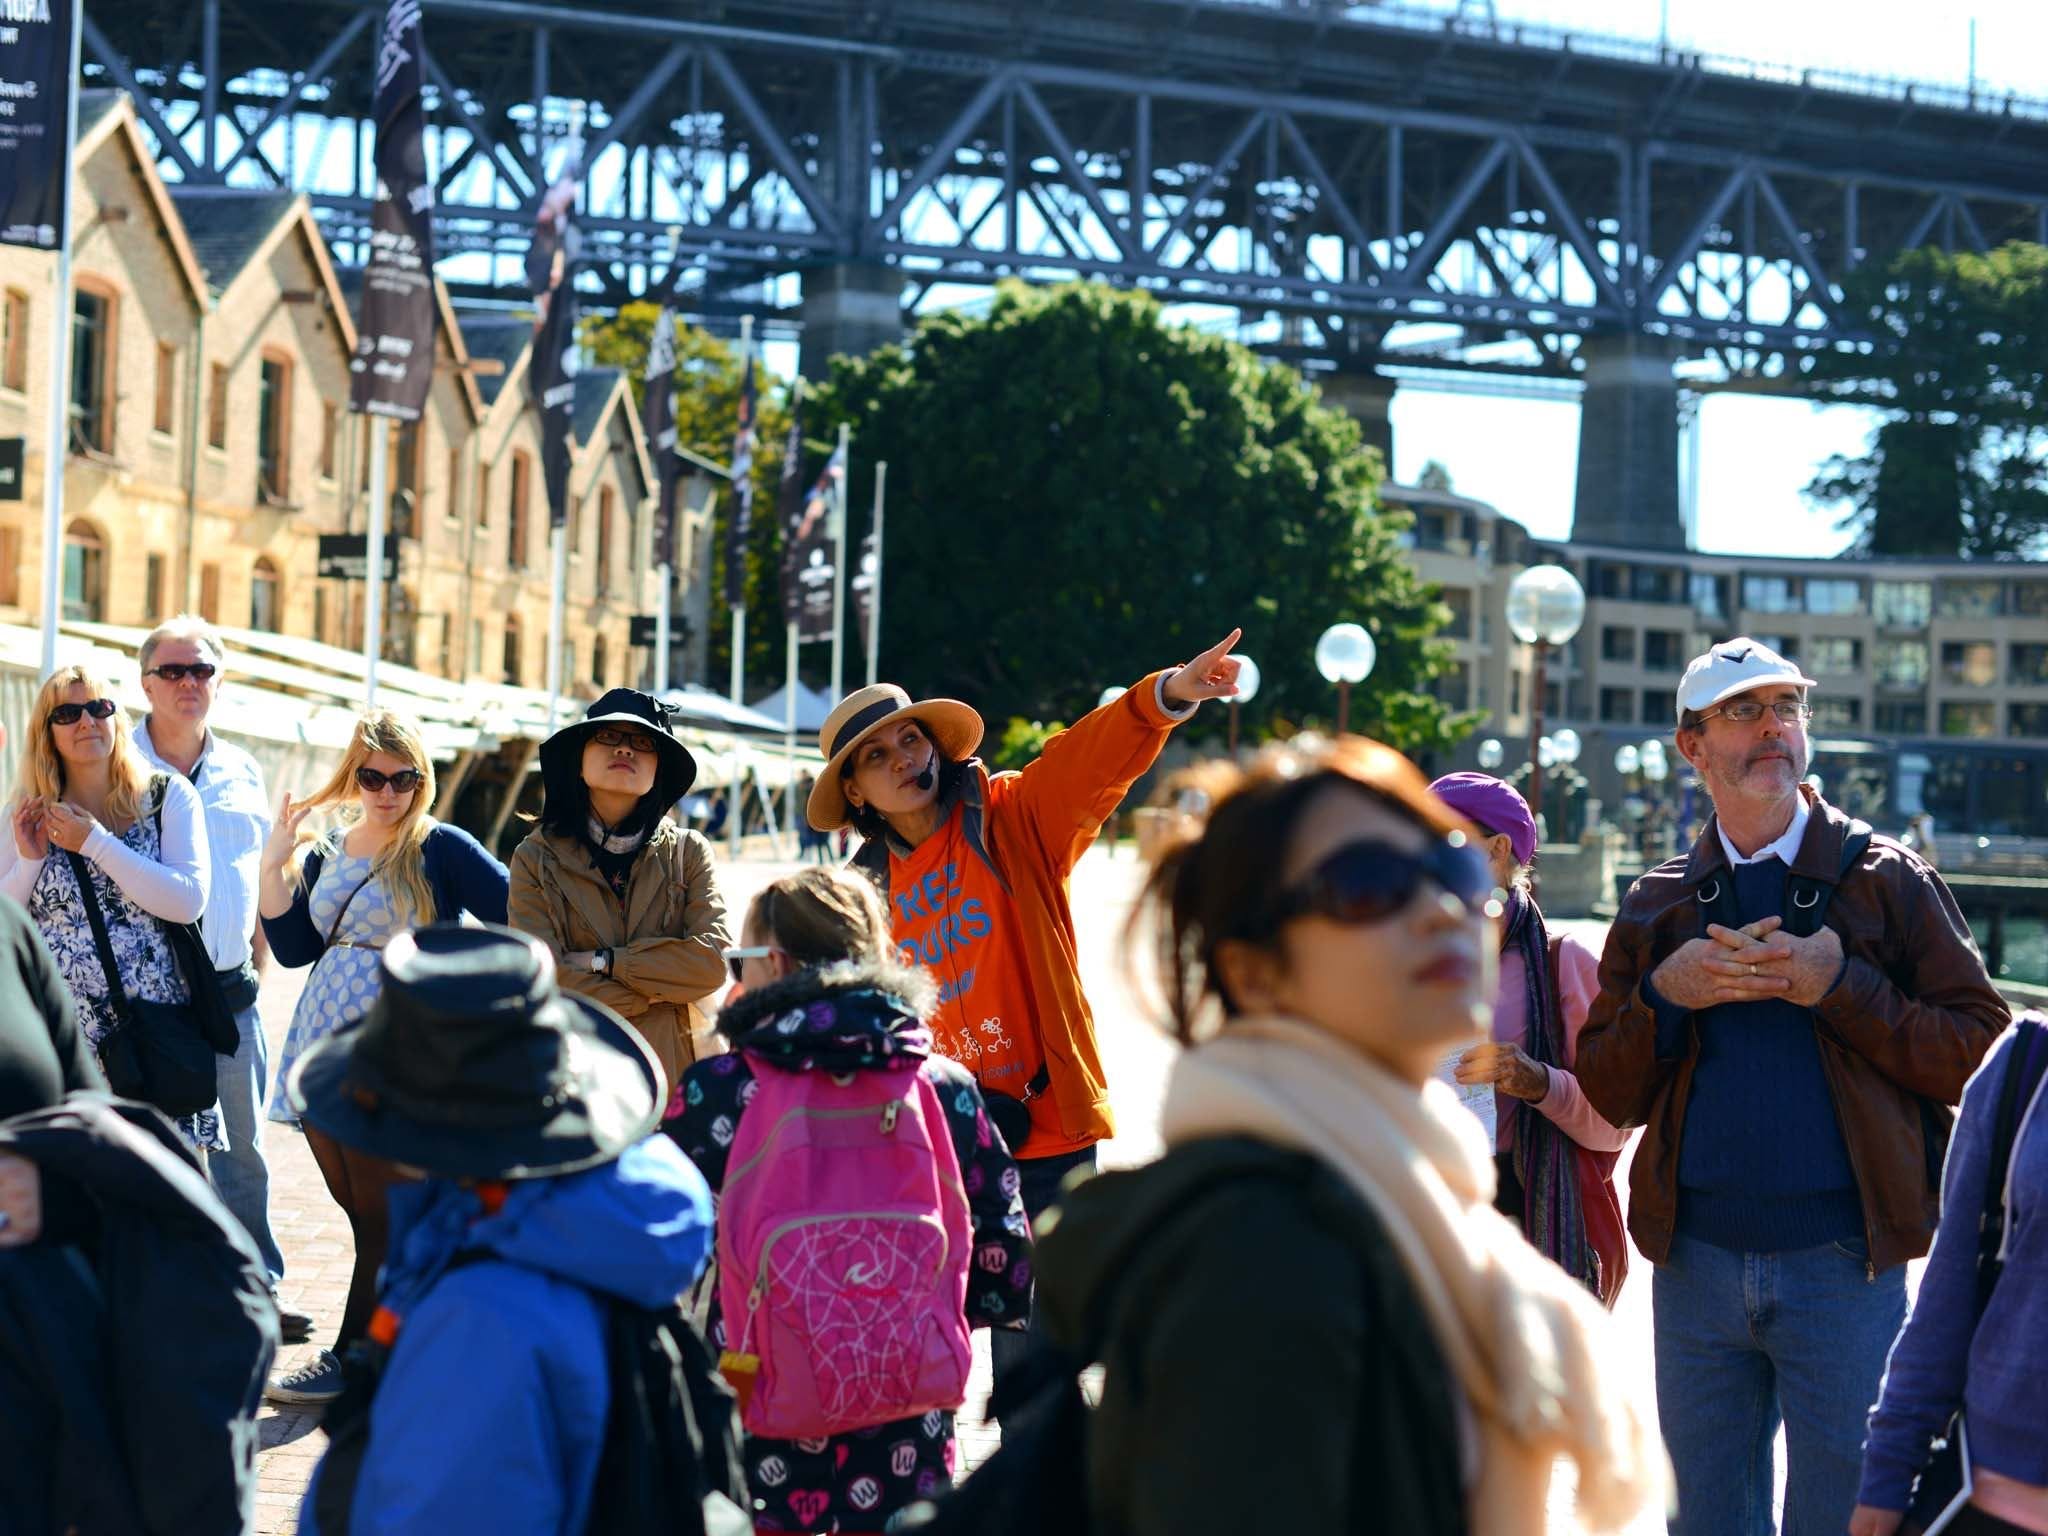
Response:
[0,90,693,701]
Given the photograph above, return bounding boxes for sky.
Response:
[1380,0,2048,555]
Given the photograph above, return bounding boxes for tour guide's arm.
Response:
[998,629,1243,876]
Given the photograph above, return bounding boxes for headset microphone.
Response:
[914,758,937,791]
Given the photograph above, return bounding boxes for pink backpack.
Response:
[716,1053,974,1439]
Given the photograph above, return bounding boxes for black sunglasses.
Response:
[48,698,119,728]
[592,726,659,754]
[1257,836,1496,934]
[145,662,218,683]
[355,766,424,794]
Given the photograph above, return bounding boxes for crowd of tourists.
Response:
[0,617,2043,1536]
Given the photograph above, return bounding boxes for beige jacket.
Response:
[507,820,731,1091]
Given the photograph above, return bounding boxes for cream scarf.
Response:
[1159,1015,1666,1535]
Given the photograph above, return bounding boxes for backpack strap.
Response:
[1975,1017,2048,1311]
[1784,818,1872,939]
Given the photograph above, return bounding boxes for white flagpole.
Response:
[37,5,85,677]
[726,313,753,705]
[784,618,798,840]
[866,460,886,687]
[546,521,567,728]
[364,423,389,705]
[828,421,850,703]
[651,225,682,697]
[654,561,671,694]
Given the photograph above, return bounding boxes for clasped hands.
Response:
[11,798,102,859]
[1650,914,1844,1011]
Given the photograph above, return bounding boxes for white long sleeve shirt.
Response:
[0,772,210,924]
[136,719,269,969]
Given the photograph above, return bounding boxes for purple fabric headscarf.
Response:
[1428,772,1537,865]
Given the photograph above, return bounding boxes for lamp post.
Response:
[1315,623,1377,734]
[1504,565,1586,836]
[1639,739,1670,857]
[1098,685,1126,709]
[1477,737,1505,771]
[1227,653,1261,755]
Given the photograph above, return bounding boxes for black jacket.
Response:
[1034,1136,1468,1536]
[0,1096,279,1536]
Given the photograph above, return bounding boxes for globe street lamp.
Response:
[1227,653,1261,755]
[1098,685,1127,709]
[1613,743,1640,777]
[1315,623,1376,734]
[1477,737,1505,771]
[1504,564,1586,835]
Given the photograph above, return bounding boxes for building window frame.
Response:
[207,362,230,451]
[257,348,294,504]
[1,288,28,393]
[69,276,119,455]
[152,341,177,436]
[250,557,281,633]
[61,520,106,621]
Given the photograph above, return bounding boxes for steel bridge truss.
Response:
[86,0,2048,373]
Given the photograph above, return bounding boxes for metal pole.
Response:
[866,460,886,686]
[1336,680,1350,736]
[654,560,672,693]
[784,619,799,839]
[364,422,389,704]
[1229,699,1240,756]
[1529,640,1548,834]
[545,521,567,728]
[828,421,850,701]
[37,4,85,678]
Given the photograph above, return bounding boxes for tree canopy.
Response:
[1800,242,2048,559]
[808,281,1470,754]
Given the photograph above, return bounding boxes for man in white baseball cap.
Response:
[1575,635,2007,1535]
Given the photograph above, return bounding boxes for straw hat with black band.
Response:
[806,684,984,833]
[538,687,698,826]
[288,924,663,1180]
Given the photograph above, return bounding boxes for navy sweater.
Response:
[1653,857,1863,1252]
[262,822,509,969]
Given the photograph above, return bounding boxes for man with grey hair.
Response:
[135,615,309,1342]
[1577,636,2005,1536]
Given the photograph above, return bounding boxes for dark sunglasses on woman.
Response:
[48,698,119,727]
[355,766,424,794]
[1258,835,1497,934]
[145,662,218,683]
[592,726,659,754]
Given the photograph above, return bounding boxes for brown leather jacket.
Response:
[507,820,731,1092]
[1576,788,2007,1273]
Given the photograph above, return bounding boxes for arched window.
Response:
[61,520,104,621]
[250,557,281,633]
[591,634,609,688]
[502,613,523,685]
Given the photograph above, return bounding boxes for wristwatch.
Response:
[589,948,609,975]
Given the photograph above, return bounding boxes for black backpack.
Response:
[315,1286,751,1536]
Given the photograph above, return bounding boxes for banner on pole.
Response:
[0,0,74,251]
[772,383,805,625]
[348,0,437,421]
[722,350,756,606]
[783,441,845,643]
[526,155,581,528]
[643,301,683,566]
[852,524,878,657]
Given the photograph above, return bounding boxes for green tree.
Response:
[580,305,824,698]
[807,281,1471,754]
[1801,242,2048,558]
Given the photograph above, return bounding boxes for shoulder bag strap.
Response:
[1975,1018,2048,1311]
[316,842,376,949]
[1785,821,1872,938]
[65,848,136,1026]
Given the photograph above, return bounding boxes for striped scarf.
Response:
[1502,889,1598,1298]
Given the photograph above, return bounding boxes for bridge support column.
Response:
[799,264,905,377]
[1571,335,1685,550]
[1319,369,1395,471]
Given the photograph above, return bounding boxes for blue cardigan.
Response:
[262,822,509,969]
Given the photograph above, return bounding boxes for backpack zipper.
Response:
[724,1102,908,1193]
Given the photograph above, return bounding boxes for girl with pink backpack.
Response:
[665,867,1031,1534]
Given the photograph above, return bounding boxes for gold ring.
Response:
[1748,963,1757,977]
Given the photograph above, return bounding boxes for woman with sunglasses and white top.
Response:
[1031,736,1662,1536]
[1,665,221,1156]
[508,689,730,1096]
[258,708,508,1405]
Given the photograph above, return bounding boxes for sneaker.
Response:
[276,1305,314,1344]
[266,1350,343,1406]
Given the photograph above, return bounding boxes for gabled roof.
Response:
[168,189,359,354]
[570,368,653,501]
[453,310,532,408]
[74,92,207,309]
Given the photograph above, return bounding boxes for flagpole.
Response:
[784,618,798,842]
[37,1,85,677]
[650,225,682,697]
[866,460,886,686]
[726,312,753,703]
[364,423,389,704]
[828,422,851,702]
[545,521,568,729]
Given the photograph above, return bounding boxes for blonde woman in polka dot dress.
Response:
[257,711,507,1404]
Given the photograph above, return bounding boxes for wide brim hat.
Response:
[289,924,663,1181]
[806,683,984,832]
[539,687,698,811]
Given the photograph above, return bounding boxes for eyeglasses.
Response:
[48,698,119,728]
[592,726,659,754]
[355,766,424,794]
[145,662,218,683]
[1699,699,1812,726]
[721,945,783,985]
[1255,836,1497,935]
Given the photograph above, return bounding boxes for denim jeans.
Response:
[1653,1231,1906,1536]
[989,1144,1098,1397]
[210,999,286,1285]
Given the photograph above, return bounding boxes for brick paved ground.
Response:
[247,847,1868,1533]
